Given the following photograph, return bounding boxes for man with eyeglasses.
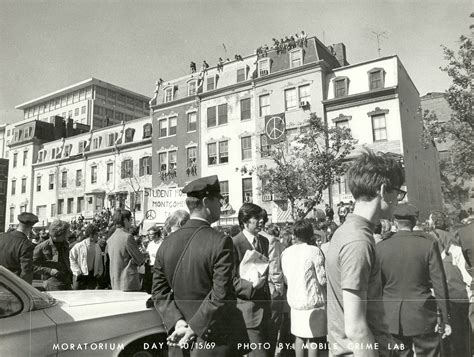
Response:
[326,149,405,357]
[376,203,451,357]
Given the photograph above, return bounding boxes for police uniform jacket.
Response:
[232,232,271,329]
[376,230,450,336]
[152,219,247,347]
[0,230,35,284]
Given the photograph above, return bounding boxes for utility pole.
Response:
[371,31,387,57]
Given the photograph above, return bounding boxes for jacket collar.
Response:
[182,219,211,229]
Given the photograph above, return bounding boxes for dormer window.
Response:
[258,58,270,77]
[368,68,385,90]
[236,68,246,83]
[289,48,303,68]
[125,128,135,143]
[188,80,197,96]
[334,77,349,98]
[164,87,173,103]
[207,76,216,91]
[63,144,72,157]
[143,123,152,138]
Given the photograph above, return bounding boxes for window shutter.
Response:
[139,158,144,176]
[121,161,125,179]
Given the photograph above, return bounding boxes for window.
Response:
[158,119,168,137]
[240,98,251,120]
[260,134,272,157]
[207,143,217,165]
[0,283,23,318]
[164,87,173,103]
[139,156,152,176]
[207,76,215,91]
[11,180,16,195]
[49,174,54,190]
[121,159,133,178]
[63,144,72,157]
[259,59,270,76]
[76,170,82,186]
[106,163,113,182]
[218,104,227,125]
[23,151,27,166]
[58,199,64,215]
[78,141,85,154]
[207,107,217,127]
[36,176,41,192]
[169,117,177,136]
[168,151,177,171]
[290,49,303,68]
[21,178,26,193]
[369,69,385,90]
[241,136,252,160]
[236,68,246,82]
[188,81,197,96]
[187,147,197,167]
[187,112,197,132]
[91,166,97,183]
[220,181,229,202]
[81,106,86,114]
[9,207,15,224]
[93,137,102,149]
[336,120,349,129]
[372,114,387,141]
[75,108,79,116]
[143,124,152,138]
[13,153,17,168]
[61,171,67,188]
[108,132,118,146]
[158,152,167,172]
[259,94,270,117]
[50,204,56,217]
[334,77,349,98]
[298,84,311,106]
[125,128,135,143]
[20,205,27,213]
[68,110,73,118]
[219,141,229,164]
[67,198,74,214]
[77,197,84,213]
[242,178,253,203]
[284,88,297,110]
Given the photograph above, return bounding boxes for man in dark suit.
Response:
[152,175,248,357]
[232,203,271,357]
[376,203,451,357]
[0,212,37,284]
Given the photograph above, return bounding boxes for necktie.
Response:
[253,237,260,253]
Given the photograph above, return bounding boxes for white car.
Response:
[0,266,167,356]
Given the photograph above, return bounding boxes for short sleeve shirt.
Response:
[326,214,392,356]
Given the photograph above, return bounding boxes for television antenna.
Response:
[371,31,388,57]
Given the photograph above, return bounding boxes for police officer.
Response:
[376,203,451,357]
[152,175,248,357]
[0,212,38,284]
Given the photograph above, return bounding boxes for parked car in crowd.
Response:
[0,266,166,356]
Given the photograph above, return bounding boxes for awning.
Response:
[85,189,106,195]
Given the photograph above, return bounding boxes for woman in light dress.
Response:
[281,219,327,357]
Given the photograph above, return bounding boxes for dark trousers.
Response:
[247,326,271,357]
[393,333,440,357]
[73,271,98,290]
[143,264,153,294]
[445,301,471,357]
[268,297,284,357]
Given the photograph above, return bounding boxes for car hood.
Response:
[47,290,149,307]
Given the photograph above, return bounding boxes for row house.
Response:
[15,78,150,129]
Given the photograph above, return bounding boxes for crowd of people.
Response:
[0,149,472,357]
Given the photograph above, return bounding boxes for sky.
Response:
[0,0,471,125]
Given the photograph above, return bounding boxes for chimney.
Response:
[53,116,65,140]
[333,43,348,66]
[66,118,74,137]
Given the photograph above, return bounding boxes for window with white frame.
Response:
[106,163,113,182]
[207,143,217,165]
[108,133,118,146]
[219,141,228,163]
[259,58,270,76]
[336,120,350,129]
[36,176,41,192]
[13,153,17,168]
[284,88,297,110]
[121,159,133,178]
[159,152,167,171]
[298,84,311,106]
[368,68,385,90]
[23,151,28,166]
[242,178,253,203]
[241,136,252,160]
[49,174,54,190]
[168,151,177,171]
[76,169,82,186]
[159,118,168,138]
[188,81,197,96]
[139,156,152,176]
[21,178,26,193]
[9,207,15,224]
[218,104,228,125]
[125,128,135,143]
[236,68,246,83]
[143,123,152,138]
[169,117,177,136]
[93,137,102,149]
[207,76,216,91]
[187,112,197,132]
[207,107,216,127]
[164,87,173,103]
[372,114,387,141]
[290,48,303,68]
[91,166,97,183]
[259,94,270,117]
[334,77,349,97]
[240,98,251,120]
[187,147,197,166]
[61,172,67,188]
[220,181,229,202]
[260,134,272,157]
[67,198,74,214]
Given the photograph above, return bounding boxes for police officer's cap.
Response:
[18,212,39,226]
[182,175,223,199]
[393,203,419,219]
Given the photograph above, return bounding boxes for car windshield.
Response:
[1,267,56,311]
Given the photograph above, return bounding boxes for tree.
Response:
[257,113,356,221]
[421,18,473,207]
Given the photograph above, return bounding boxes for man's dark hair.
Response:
[430,210,449,231]
[85,223,100,237]
[238,203,264,229]
[347,149,405,200]
[112,208,132,227]
[229,225,241,237]
[292,219,314,244]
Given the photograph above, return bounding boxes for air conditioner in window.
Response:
[299,101,310,108]
[260,70,269,76]
[262,193,272,202]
